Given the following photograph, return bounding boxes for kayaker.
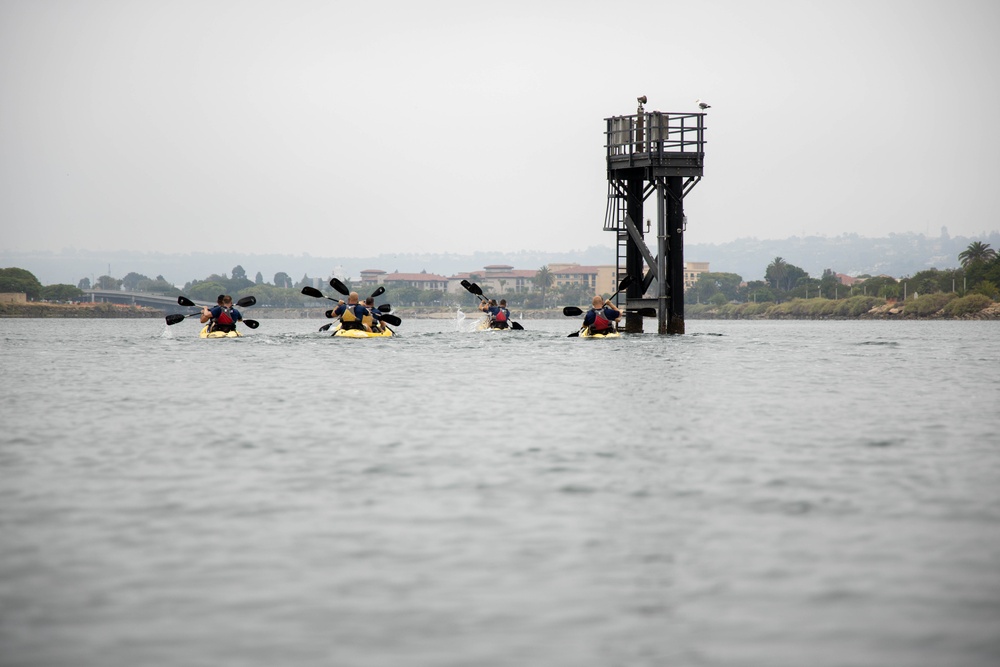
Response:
[362,296,383,332]
[582,295,621,335]
[332,292,369,331]
[491,299,512,329]
[479,298,510,329]
[201,294,243,334]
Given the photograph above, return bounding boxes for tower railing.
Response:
[605,112,706,165]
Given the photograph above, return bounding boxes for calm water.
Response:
[1,316,998,667]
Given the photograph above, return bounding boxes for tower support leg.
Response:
[624,176,644,333]
[666,176,685,334]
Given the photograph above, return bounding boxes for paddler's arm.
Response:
[604,301,622,321]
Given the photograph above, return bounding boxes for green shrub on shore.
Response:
[902,292,956,316]
[942,293,993,317]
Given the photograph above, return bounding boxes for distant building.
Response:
[449,265,537,294]
[381,271,449,291]
[548,264,617,294]
[683,262,710,291]
[835,273,862,286]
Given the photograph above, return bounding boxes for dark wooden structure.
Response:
[604,99,706,333]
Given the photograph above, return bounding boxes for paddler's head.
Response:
[348,292,359,304]
[592,295,604,308]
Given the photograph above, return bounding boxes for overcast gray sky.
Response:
[2,0,998,258]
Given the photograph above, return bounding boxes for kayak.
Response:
[332,324,395,338]
[578,327,621,339]
[200,326,241,339]
[475,317,514,331]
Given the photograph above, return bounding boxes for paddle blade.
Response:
[469,283,484,297]
[637,308,656,317]
[567,330,581,337]
[378,303,392,312]
[301,286,323,299]
[617,275,633,292]
[380,314,402,326]
[460,279,472,291]
[370,285,385,299]
[563,306,583,317]
[318,323,333,332]
[324,309,336,318]
[329,278,350,295]
[511,321,524,330]
[243,319,260,329]
[237,295,256,308]
[165,314,186,325]
[177,296,197,307]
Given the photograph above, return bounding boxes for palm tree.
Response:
[765,257,789,291]
[534,266,554,308]
[958,241,997,267]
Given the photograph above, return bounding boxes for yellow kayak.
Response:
[200,326,242,339]
[475,317,515,331]
[332,324,395,338]
[578,327,620,339]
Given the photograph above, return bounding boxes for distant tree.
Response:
[186,281,227,302]
[122,271,150,291]
[255,271,264,285]
[78,277,91,290]
[765,257,788,291]
[745,282,776,303]
[231,265,247,281]
[136,278,179,295]
[245,284,304,307]
[95,275,123,291]
[557,281,592,308]
[820,269,842,299]
[689,271,743,304]
[958,241,996,267]
[533,266,554,307]
[765,257,808,294]
[973,280,999,300]
[907,269,950,295]
[295,274,312,289]
[0,267,44,299]
[856,275,898,298]
[273,272,292,289]
[41,284,84,301]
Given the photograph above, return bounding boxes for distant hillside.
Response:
[3,231,998,286]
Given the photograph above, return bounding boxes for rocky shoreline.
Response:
[686,296,1000,320]
[0,302,163,318]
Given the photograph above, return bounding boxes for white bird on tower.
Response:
[696,99,711,110]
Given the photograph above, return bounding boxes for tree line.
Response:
[4,241,998,310]
[686,242,1000,306]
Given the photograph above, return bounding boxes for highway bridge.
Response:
[83,290,201,314]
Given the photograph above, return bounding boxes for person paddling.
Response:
[582,294,621,335]
[333,292,369,331]
[201,294,243,334]
[362,296,383,332]
[491,299,512,329]
[478,298,511,329]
